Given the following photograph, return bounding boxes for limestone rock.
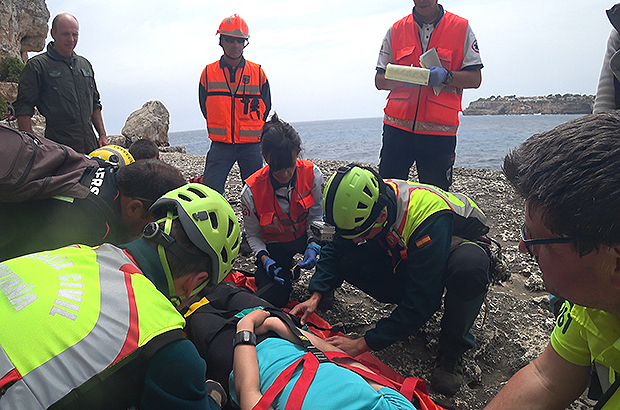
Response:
[107,135,131,148]
[30,108,45,137]
[463,94,594,116]
[0,0,49,62]
[0,82,18,102]
[121,101,170,146]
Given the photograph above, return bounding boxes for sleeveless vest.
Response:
[384,12,468,136]
[384,180,489,260]
[201,60,267,143]
[0,244,185,409]
[245,159,315,243]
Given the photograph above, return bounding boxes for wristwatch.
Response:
[443,70,454,85]
[233,330,257,348]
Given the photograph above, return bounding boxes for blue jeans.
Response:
[202,141,263,194]
[379,124,456,191]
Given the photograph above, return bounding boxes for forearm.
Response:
[450,68,481,89]
[375,70,407,91]
[240,186,268,255]
[234,323,264,410]
[17,115,33,133]
[484,344,589,410]
[91,108,106,134]
[308,239,353,294]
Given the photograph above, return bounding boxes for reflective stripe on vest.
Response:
[0,244,184,409]
[245,159,316,243]
[384,12,468,136]
[200,60,267,144]
[385,180,488,257]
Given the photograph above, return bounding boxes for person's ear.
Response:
[125,199,146,219]
[608,245,620,290]
[183,271,209,298]
[377,207,388,224]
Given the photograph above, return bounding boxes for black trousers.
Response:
[379,123,456,191]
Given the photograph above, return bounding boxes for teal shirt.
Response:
[230,338,417,410]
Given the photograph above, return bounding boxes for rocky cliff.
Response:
[463,94,594,115]
[0,0,48,62]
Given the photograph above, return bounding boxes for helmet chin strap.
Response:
[156,212,183,307]
[147,211,212,308]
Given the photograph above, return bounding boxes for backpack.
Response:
[0,124,98,202]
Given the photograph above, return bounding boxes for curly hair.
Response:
[260,113,302,171]
[503,112,620,255]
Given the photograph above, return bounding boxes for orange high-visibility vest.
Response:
[245,159,315,243]
[384,12,468,136]
[200,60,267,143]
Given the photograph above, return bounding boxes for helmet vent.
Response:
[209,212,219,229]
[363,186,373,198]
[221,248,228,263]
[178,193,192,202]
[358,202,369,210]
[355,217,365,223]
[227,218,235,237]
[188,187,207,198]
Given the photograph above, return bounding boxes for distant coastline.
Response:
[463,94,594,116]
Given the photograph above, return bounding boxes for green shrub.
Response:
[0,96,8,120]
[0,57,25,83]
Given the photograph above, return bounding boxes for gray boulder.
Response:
[121,100,170,146]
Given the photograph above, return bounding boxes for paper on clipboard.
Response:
[420,48,445,96]
[384,64,430,86]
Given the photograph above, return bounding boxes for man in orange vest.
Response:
[375,0,482,191]
[199,14,271,195]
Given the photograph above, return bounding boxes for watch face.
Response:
[234,330,257,347]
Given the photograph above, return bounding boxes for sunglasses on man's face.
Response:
[222,36,246,44]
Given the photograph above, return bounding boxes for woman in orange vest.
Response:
[241,114,324,307]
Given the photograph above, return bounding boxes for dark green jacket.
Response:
[14,41,102,153]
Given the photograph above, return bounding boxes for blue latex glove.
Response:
[428,66,448,87]
[263,257,285,285]
[297,242,321,269]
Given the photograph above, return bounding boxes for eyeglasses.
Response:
[520,223,583,256]
[222,36,246,44]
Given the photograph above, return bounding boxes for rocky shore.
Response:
[463,94,594,116]
[160,152,593,410]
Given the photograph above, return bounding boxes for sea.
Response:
[169,114,583,170]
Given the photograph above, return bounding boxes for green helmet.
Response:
[323,164,388,238]
[149,183,241,285]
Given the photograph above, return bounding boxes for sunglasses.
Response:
[520,223,583,256]
[222,36,246,44]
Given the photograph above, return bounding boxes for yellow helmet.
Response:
[89,145,135,166]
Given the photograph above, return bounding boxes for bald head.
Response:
[51,13,79,57]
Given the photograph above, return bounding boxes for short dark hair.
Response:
[116,159,185,210]
[503,112,620,254]
[165,219,212,279]
[260,113,302,171]
[129,138,160,160]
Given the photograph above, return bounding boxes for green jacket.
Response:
[14,41,102,153]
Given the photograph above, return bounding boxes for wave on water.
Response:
[169,114,583,170]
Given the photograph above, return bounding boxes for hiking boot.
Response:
[430,355,463,396]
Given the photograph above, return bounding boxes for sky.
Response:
[42,0,614,134]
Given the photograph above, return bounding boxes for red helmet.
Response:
[217,14,249,39]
